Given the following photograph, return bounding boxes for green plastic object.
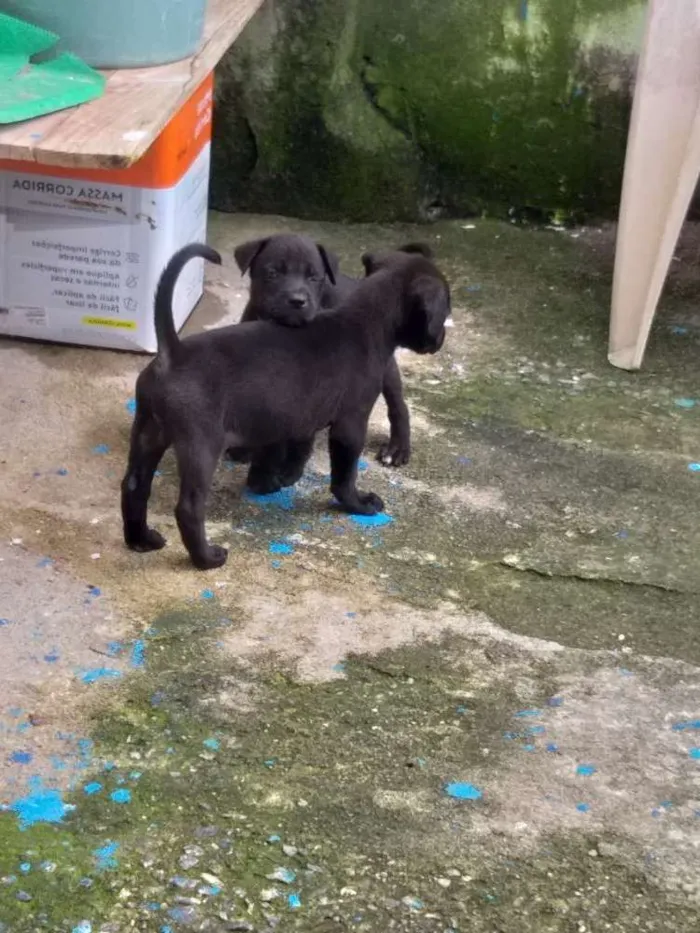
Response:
[0,0,207,69]
[0,12,105,124]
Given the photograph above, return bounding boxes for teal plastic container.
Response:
[0,0,206,68]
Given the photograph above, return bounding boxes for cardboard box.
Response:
[0,74,213,351]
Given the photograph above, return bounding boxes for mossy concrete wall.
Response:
[211,0,645,223]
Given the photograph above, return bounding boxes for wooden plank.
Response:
[0,0,263,170]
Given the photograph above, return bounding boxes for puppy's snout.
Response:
[288,293,309,309]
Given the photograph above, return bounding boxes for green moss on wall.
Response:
[211,0,645,222]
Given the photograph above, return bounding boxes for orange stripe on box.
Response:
[0,73,213,190]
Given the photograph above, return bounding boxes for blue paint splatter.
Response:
[466,284,482,293]
[456,706,469,715]
[675,399,696,409]
[688,463,700,473]
[10,778,72,829]
[92,444,110,455]
[36,557,54,568]
[332,662,346,674]
[93,841,119,872]
[10,751,32,765]
[19,863,31,873]
[43,650,60,663]
[201,884,221,896]
[349,513,394,528]
[200,589,215,600]
[125,398,137,415]
[576,803,590,813]
[271,559,282,570]
[345,611,357,619]
[203,737,220,751]
[689,748,700,760]
[56,468,68,476]
[110,789,131,804]
[514,709,542,718]
[264,758,278,768]
[547,696,564,707]
[129,771,142,780]
[527,725,546,735]
[269,541,294,555]
[130,640,146,669]
[288,893,302,910]
[84,782,103,796]
[106,641,123,657]
[522,744,536,752]
[72,923,92,933]
[546,743,559,753]
[358,459,369,472]
[87,585,102,597]
[78,668,122,685]
[267,834,281,843]
[576,764,597,777]
[0,618,11,627]
[445,782,482,800]
[456,455,472,465]
[614,530,629,539]
[160,927,173,933]
[244,487,296,511]
[672,720,700,732]
[519,0,528,20]
[503,731,520,741]
[403,897,424,910]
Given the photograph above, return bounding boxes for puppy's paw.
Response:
[226,446,252,464]
[353,491,385,515]
[127,528,167,552]
[246,472,282,495]
[192,544,228,570]
[378,438,411,468]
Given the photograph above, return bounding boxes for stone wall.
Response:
[210,0,645,223]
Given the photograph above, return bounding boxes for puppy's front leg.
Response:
[122,410,168,553]
[329,417,384,515]
[173,436,228,570]
[378,356,411,467]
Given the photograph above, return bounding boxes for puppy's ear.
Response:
[398,242,434,260]
[409,275,449,342]
[317,244,338,285]
[234,238,270,275]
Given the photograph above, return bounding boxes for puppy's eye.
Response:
[264,268,278,280]
[308,273,321,283]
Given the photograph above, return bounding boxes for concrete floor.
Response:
[1,212,700,932]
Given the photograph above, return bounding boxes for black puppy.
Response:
[233,233,417,473]
[121,242,450,570]
[236,233,340,327]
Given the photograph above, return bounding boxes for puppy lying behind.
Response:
[233,233,420,470]
[121,243,450,570]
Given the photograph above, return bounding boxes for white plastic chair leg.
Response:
[609,0,700,370]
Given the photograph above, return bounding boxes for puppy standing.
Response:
[232,234,413,479]
[122,243,450,570]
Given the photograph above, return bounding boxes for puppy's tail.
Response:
[154,243,222,367]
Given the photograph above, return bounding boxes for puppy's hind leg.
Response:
[173,433,228,570]
[329,417,384,516]
[121,409,169,553]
